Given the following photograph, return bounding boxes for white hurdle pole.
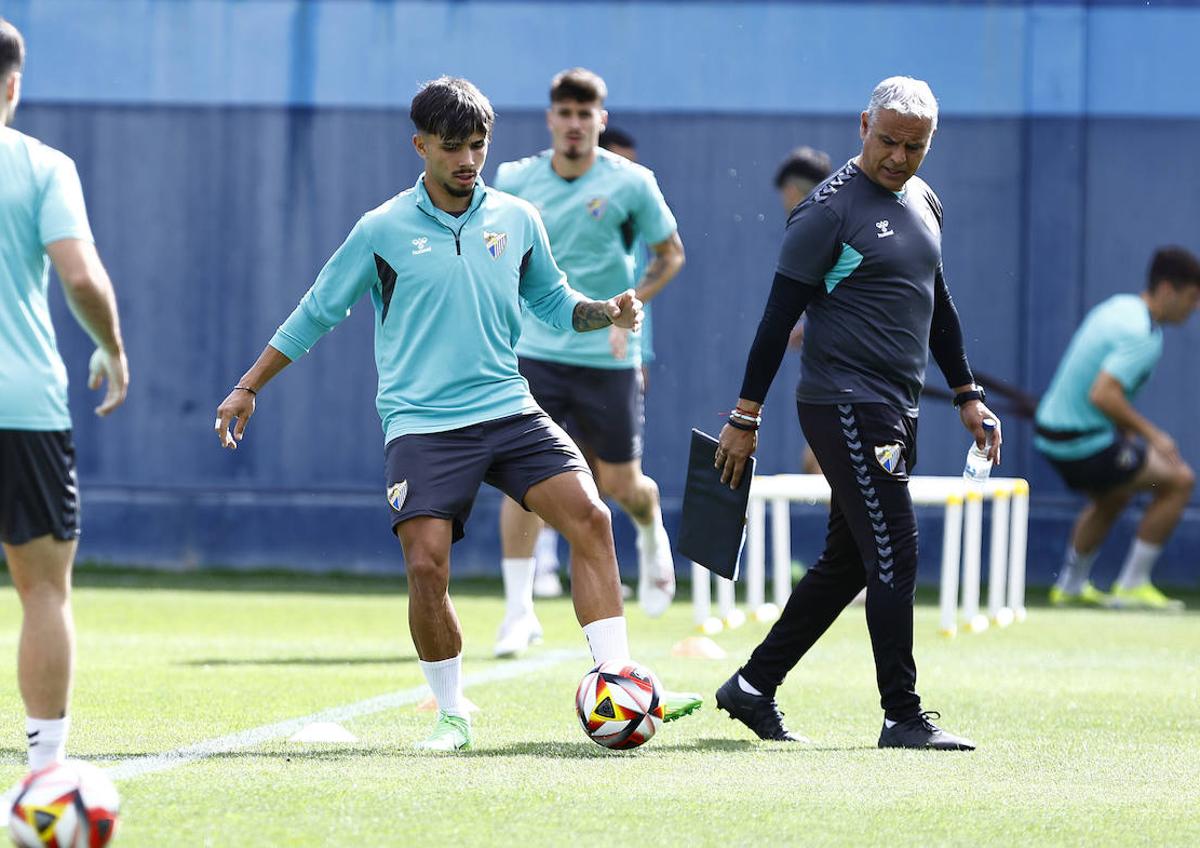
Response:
[691,561,712,628]
[938,492,964,637]
[765,497,791,620]
[1008,479,1030,622]
[960,488,988,633]
[987,487,1012,626]
[745,497,766,614]
[717,576,741,628]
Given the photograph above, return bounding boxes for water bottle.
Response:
[962,418,997,485]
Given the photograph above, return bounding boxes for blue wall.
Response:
[6,1,1200,586]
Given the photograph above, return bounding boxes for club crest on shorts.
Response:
[586,197,607,219]
[483,230,507,259]
[387,481,408,511]
[875,443,903,475]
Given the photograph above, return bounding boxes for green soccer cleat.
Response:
[1049,582,1110,608]
[1108,583,1186,612]
[413,712,472,752]
[662,690,703,723]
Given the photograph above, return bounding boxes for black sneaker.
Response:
[877,711,975,751]
[715,674,809,742]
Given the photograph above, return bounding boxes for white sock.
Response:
[1115,538,1163,591]
[26,716,69,771]
[501,557,536,620]
[582,616,629,664]
[636,504,666,547]
[419,655,466,719]
[534,528,560,575]
[737,674,762,696]
[1055,546,1099,595]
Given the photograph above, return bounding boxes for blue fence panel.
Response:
[4,0,1199,585]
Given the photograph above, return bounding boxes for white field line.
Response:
[100,649,584,782]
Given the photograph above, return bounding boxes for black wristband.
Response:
[727,416,758,432]
[953,386,985,408]
[234,385,258,396]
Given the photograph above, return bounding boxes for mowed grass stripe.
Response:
[104,649,584,782]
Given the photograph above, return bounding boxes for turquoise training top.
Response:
[1035,294,1163,460]
[494,148,676,369]
[270,176,586,442]
[0,127,94,430]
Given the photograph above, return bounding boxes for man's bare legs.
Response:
[6,535,76,769]
[593,459,674,616]
[1054,445,1194,607]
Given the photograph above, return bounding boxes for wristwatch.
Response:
[953,385,986,408]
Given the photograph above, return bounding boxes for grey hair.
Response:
[866,76,938,131]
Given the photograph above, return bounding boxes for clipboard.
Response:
[676,428,755,580]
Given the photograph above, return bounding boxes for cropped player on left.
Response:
[0,18,130,773]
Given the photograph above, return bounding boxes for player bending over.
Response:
[1037,246,1200,611]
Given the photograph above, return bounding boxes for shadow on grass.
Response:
[176,656,417,667]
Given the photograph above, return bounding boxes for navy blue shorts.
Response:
[0,430,80,546]
[383,411,589,542]
[1044,436,1147,495]
[518,357,644,463]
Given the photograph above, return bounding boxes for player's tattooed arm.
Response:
[635,232,685,303]
[573,300,615,331]
[573,290,642,332]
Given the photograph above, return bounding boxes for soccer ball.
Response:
[575,660,665,750]
[8,760,119,848]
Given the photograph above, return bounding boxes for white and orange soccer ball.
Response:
[7,760,119,848]
[575,660,665,750]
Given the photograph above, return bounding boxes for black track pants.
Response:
[741,402,922,720]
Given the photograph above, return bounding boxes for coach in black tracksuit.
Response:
[713,76,1001,750]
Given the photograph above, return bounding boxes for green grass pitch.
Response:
[1,569,1197,847]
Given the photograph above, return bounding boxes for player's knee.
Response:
[10,571,69,606]
[574,499,613,542]
[403,554,449,593]
[1173,462,1196,494]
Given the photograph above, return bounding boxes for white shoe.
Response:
[532,570,563,598]
[493,612,543,658]
[637,525,676,618]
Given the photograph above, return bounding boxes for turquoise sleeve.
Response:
[1101,335,1161,391]
[493,161,515,193]
[518,210,586,332]
[270,220,376,359]
[39,156,94,246]
[632,170,677,246]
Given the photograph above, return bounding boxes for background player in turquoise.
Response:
[0,18,129,775]
[491,69,686,659]
[1036,247,1200,611]
[213,77,698,751]
[526,125,655,602]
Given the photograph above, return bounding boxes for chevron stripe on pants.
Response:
[741,401,922,720]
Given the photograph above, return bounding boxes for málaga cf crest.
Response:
[875,443,903,475]
[586,197,607,219]
[387,481,408,511]
[484,230,507,259]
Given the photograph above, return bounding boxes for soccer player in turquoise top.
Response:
[1036,247,1200,611]
[0,18,129,774]
[524,125,656,602]
[491,70,686,656]
[214,77,699,752]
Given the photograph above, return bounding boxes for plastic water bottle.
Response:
[962,418,997,485]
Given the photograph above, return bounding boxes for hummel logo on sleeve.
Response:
[876,220,895,239]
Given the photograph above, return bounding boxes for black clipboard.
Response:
[676,429,755,580]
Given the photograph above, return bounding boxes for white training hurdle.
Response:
[691,474,1030,638]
